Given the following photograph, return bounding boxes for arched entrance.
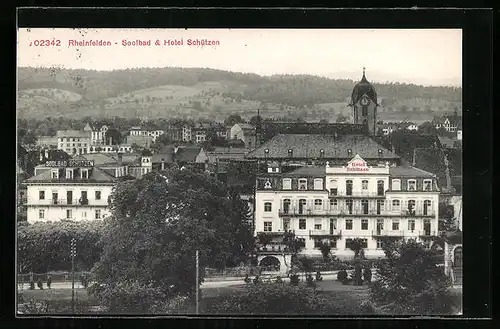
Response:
[259,256,280,272]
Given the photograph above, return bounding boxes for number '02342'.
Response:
[30,40,61,46]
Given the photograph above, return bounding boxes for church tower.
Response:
[349,68,379,136]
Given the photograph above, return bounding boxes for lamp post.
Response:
[70,237,76,313]
[195,250,199,315]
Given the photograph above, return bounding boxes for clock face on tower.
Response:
[360,97,369,106]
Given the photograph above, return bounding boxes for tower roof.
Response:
[350,68,378,105]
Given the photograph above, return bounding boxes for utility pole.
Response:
[70,237,76,313]
[195,250,199,315]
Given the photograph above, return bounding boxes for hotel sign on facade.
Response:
[326,154,390,175]
[45,160,95,167]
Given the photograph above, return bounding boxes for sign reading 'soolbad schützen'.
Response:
[45,160,94,167]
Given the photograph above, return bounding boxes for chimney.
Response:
[45,149,49,159]
[118,154,123,166]
[109,136,112,145]
[161,158,165,170]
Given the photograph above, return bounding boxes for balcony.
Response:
[419,230,437,238]
[278,207,435,217]
[26,198,109,207]
[330,190,385,198]
[309,229,342,237]
[372,230,404,237]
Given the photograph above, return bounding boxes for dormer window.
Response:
[423,179,432,191]
[81,169,89,179]
[298,178,307,190]
[378,149,383,157]
[66,168,73,179]
[408,179,417,191]
[288,149,293,157]
[264,180,272,189]
[282,178,292,190]
[392,179,401,191]
[51,169,59,179]
[314,178,323,190]
[347,149,352,156]
[265,149,269,156]
[320,149,325,158]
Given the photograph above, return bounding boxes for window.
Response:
[314,239,323,248]
[330,238,337,249]
[392,220,400,230]
[314,224,322,230]
[376,200,384,215]
[376,240,383,249]
[39,209,45,219]
[423,179,432,191]
[66,209,72,219]
[376,219,384,231]
[408,219,416,231]
[282,178,292,190]
[345,219,353,230]
[423,200,432,215]
[392,179,401,190]
[314,178,323,190]
[39,191,45,200]
[407,200,416,214]
[95,209,101,219]
[264,202,272,212]
[329,179,338,195]
[362,180,368,190]
[361,219,368,230]
[408,179,416,191]
[282,199,291,214]
[330,199,338,209]
[392,200,401,211]
[362,105,368,116]
[299,219,306,230]
[346,199,353,214]
[95,191,102,200]
[314,199,323,210]
[298,179,307,190]
[346,180,353,195]
[377,180,385,196]
[264,221,272,232]
[51,169,59,179]
[330,218,337,231]
[361,199,369,214]
[346,238,367,249]
[66,169,73,179]
[283,218,290,231]
[287,149,293,157]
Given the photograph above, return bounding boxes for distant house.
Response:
[432,113,462,133]
[56,130,92,155]
[438,136,457,149]
[151,145,175,171]
[84,122,110,145]
[230,123,256,149]
[172,146,208,170]
[128,123,164,143]
[125,135,153,149]
[182,125,193,142]
[36,136,59,149]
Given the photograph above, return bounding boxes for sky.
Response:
[17,28,462,86]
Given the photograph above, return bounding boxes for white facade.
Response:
[129,128,165,143]
[84,123,108,145]
[25,183,113,223]
[457,130,462,141]
[182,126,192,142]
[56,131,91,155]
[254,155,440,260]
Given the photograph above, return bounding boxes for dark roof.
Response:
[247,134,399,159]
[24,166,116,184]
[389,165,435,177]
[174,147,202,163]
[287,166,326,177]
[350,71,378,105]
[261,123,365,140]
[73,153,118,166]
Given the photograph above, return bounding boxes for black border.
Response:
[3,6,494,329]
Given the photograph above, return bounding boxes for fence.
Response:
[17,271,91,285]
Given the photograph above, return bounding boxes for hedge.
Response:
[17,220,104,273]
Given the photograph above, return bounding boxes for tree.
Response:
[418,121,437,135]
[90,168,253,313]
[318,241,333,263]
[336,114,348,123]
[226,188,255,267]
[370,240,457,315]
[224,114,243,127]
[150,134,171,153]
[319,119,329,124]
[104,128,122,145]
[347,238,365,259]
[22,131,38,147]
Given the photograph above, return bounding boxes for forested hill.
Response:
[17,67,462,121]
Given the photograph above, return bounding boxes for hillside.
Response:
[17,67,462,121]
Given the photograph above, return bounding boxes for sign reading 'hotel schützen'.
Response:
[346,154,369,172]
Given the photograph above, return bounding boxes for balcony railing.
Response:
[26,198,110,207]
[372,230,404,237]
[419,230,437,237]
[278,208,435,217]
[330,190,385,198]
[309,229,342,237]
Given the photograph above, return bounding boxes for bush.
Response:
[17,221,104,273]
[275,276,283,283]
[289,274,300,286]
[306,274,316,288]
[337,270,348,283]
[29,281,35,290]
[205,282,376,315]
[244,274,251,283]
[37,279,43,290]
